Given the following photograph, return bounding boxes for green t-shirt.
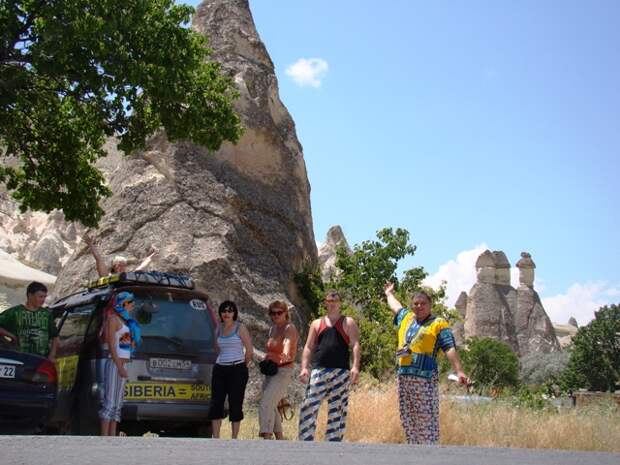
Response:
[0,304,58,356]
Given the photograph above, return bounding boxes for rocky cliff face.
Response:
[52,0,317,334]
[0,193,82,275]
[462,250,560,356]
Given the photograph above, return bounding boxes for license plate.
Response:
[0,364,16,378]
[124,382,210,401]
[149,357,192,370]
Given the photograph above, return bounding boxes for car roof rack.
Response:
[87,271,195,291]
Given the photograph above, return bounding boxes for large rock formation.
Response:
[464,250,519,352]
[52,0,317,334]
[318,225,351,282]
[462,250,560,356]
[513,252,561,354]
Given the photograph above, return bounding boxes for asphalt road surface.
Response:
[3,436,619,465]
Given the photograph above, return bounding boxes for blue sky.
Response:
[186,1,620,324]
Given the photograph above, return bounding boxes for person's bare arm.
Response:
[84,234,109,277]
[48,337,59,363]
[238,324,254,366]
[345,317,361,384]
[384,282,404,315]
[444,347,469,385]
[299,320,319,384]
[106,316,128,378]
[135,246,159,271]
[280,324,298,364]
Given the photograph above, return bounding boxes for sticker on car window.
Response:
[189,299,207,310]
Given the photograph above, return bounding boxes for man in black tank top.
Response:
[298,290,360,442]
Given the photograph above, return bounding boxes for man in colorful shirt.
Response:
[385,282,468,445]
[0,281,59,361]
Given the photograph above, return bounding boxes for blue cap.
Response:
[115,291,134,307]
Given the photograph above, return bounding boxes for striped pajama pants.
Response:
[298,368,350,441]
[98,358,128,422]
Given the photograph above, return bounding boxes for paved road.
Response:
[3,436,619,465]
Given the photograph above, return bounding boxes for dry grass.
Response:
[222,381,619,452]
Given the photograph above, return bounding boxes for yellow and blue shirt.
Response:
[394,308,456,379]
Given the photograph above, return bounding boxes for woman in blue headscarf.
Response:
[99,291,141,436]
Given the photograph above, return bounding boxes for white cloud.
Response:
[423,244,488,306]
[542,282,619,326]
[285,58,328,88]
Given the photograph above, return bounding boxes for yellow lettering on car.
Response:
[56,355,79,391]
[124,383,211,401]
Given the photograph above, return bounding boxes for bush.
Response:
[520,351,570,386]
[461,337,520,391]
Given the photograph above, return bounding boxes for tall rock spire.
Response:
[53,0,317,326]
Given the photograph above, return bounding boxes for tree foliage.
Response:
[331,228,457,378]
[561,304,620,392]
[460,337,520,390]
[0,0,243,226]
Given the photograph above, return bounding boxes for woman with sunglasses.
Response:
[257,301,298,439]
[208,300,253,438]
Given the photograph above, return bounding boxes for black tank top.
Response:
[311,316,350,369]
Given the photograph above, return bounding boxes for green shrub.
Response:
[561,304,620,392]
[520,351,570,386]
[461,337,520,390]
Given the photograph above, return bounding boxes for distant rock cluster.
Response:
[458,251,561,356]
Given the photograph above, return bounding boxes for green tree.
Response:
[1,0,243,227]
[331,228,456,378]
[561,304,620,392]
[460,337,520,391]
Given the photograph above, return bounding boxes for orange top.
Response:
[265,323,295,367]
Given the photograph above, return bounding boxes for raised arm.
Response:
[299,320,319,384]
[384,282,404,315]
[135,246,159,271]
[84,234,109,277]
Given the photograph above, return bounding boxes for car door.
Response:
[53,303,97,423]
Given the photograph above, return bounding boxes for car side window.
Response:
[58,304,97,342]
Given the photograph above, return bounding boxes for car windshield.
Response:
[129,290,216,356]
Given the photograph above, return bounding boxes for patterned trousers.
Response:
[99,359,128,422]
[397,372,439,444]
[298,368,350,441]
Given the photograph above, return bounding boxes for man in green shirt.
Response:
[0,281,59,361]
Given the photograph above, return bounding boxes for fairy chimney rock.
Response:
[516,252,536,288]
[454,291,468,318]
[475,250,497,284]
[318,225,351,282]
[493,251,511,286]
